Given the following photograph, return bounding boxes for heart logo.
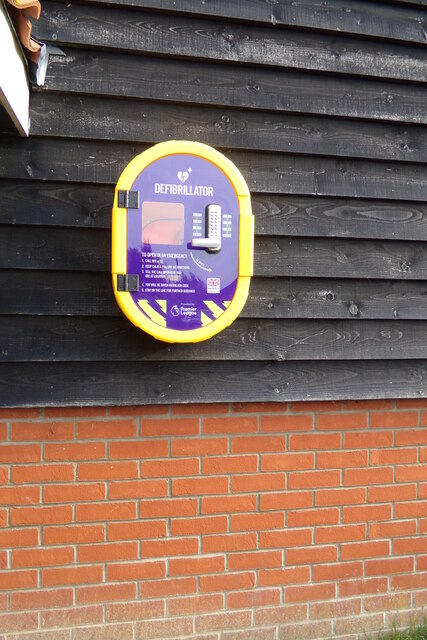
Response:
[177,171,189,183]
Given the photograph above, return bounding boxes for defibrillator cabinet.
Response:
[112,140,254,343]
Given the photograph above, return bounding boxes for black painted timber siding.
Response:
[1,0,427,406]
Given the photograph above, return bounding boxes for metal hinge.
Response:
[117,190,139,209]
[117,274,139,292]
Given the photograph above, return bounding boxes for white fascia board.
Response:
[0,0,30,136]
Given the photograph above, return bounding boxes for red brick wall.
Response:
[0,400,426,640]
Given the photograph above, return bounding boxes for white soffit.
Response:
[0,0,29,136]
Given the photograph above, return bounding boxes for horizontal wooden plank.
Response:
[0,271,117,317]
[0,271,116,317]
[76,0,427,46]
[247,277,427,320]
[386,0,427,7]
[3,227,427,280]
[0,227,110,272]
[43,49,427,125]
[255,236,427,279]
[4,179,427,242]
[30,93,427,164]
[253,195,427,241]
[34,2,427,83]
[3,272,427,320]
[2,359,427,406]
[3,316,427,362]
[235,152,427,202]
[1,139,426,201]
[0,179,112,228]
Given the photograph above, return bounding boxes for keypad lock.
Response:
[191,204,222,252]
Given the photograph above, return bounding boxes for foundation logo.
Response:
[170,303,197,317]
[177,168,192,183]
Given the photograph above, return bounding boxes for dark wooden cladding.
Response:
[3,272,427,321]
[0,0,426,405]
[35,2,427,83]
[4,227,427,281]
[0,179,113,229]
[4,316,427,362]
[1,139,426,202]
[255,237,427,280]
[30,92,427,164]
[44,50,427,125]
[253,196,427,242]
[3,360,427,407]
[246,278,427,320]
[0,227,110,272]
[0,271,118,317]
[0,138,140,186]
[4,179,427,243]
[387,0,427,7]
[233,151,427,202]
[76,0,427,46]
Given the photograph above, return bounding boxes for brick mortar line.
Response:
[4,404,427,420]
[2,434,424,449]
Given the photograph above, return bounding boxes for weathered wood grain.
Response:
[33,2,427,83]
[4,179,427,242]
[30,93,427,164]
[255,236,427,279]
[2,360,427,406]
[0,227,110,272]
[3,227,427,280]
[387,0,427,7]
[236,152,427,202]
[253,196,427,241]
[246,278,427,320]
[3,272,427,320]
[0,271,117,317]
[0,179,112,228]
[75,0,427,46]
[3,316,427,362]
[42,49,427,125]
[1,139,426,201]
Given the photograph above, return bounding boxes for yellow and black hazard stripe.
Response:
[137,300,167,327]
[201,300,230,326]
